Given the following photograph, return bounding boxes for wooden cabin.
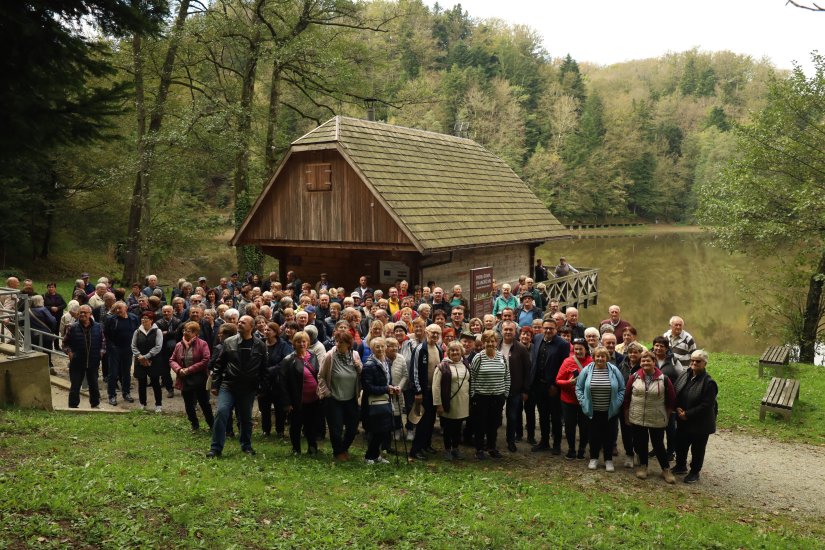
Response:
[232,116,569,292]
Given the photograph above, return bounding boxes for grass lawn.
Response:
[1,409,824,548]
[710,353,825,445]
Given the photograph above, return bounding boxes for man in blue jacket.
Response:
[63,305,104,408]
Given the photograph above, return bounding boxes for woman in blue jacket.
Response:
[576,346,625,473]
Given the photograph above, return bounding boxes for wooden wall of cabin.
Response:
[243,149,413,246]
[263,246,420,293]
[421,244,531,292]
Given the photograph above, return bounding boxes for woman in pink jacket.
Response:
[170,321,214,432]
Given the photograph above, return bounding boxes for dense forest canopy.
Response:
[1,0,782,277]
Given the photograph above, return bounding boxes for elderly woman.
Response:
[469,330,510,460]
[616,325,646,354]
[556,338,592,460]
[583,327,600,355]
[616,342,643,467]
[60,300,81,339]
[433,341,470,460]
[131,311,164,412]
[386,337,408,441]
[623,351,677,483]
[672,350,718,483]
[280,331,322,456]
[575,346,625,472]
[492,284,517,318]
[519,326,533,349]
[360,337,399,464]
[652,335,679,459]
[170,321,213,431]
[318,330,362,461]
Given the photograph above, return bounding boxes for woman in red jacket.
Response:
[170,321,214,432]
[556,338,591,460]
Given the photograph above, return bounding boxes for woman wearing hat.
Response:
[672,349,718,483]
[131,311,164,412]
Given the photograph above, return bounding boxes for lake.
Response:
[537,231,770,356]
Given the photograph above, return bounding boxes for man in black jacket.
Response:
[527,318,568,453]
[207,315,267,458]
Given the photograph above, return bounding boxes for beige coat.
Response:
[433,362,470,420]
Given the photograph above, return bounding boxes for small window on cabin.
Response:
[303,163,332,192]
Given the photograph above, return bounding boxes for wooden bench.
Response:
[758,346,790,378]
[760,377,800,421]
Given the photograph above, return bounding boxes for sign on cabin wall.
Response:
[379,260,410,285]
[470,266,494,319]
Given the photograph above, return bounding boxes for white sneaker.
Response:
[624,458,633,468]
[588,459,598,470]
[406,430,415,442]
[633,454,641,467]
[139,404,146,411]
[376,456,390,464]
[364,459,376,465]
[605,460,615,472]
[155,406,162,413]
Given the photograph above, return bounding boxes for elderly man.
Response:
[87,283,108,312]
[429,287,451,316]
[523,278,544,312]
[387,287,401,316]
[207,315,267,458]
[447,305,469,336]
[554,257,579,278]
[500,320,531,452]
[142,275,162,301]
[448,285,470,312]
[665,316,697,373]
[104,301,139,405]
[409,324,444,460]
[600,305,631,344]
[354,275,372,299]
[534,259,549,282]
[564,306,586,340]
[63,305,105,408]
[515,293,542,328]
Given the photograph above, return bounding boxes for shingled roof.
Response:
[255,116,567,253]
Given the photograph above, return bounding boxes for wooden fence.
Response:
[538,268,599,309]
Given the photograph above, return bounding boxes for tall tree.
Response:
[699,54,825,362]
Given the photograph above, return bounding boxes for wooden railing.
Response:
[537,268,599,309]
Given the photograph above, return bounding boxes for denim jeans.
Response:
[107,346,133,398]
[505,393,523,444]
[211,386,255,454]
[324,397,359,455]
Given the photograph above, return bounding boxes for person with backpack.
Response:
[672,349,718,484]
[623,350,677,483]
[433,341,470,461]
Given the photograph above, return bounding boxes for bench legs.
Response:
[760,405,793,421]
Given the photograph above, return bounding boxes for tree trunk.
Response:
[233,31,264,274]
[799,248,825,363]
[39,170,57,259]
[122,0,191,284]
[265,61,282,175]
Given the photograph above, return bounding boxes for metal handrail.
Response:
[0,288,67,359]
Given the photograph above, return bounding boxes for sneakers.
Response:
[409,450,428,461]
[155,406,162,413]
[242,448,257,456]
[406,430,415,442]
[635,466,648,480]
[672,465,689,475]
[364,458,376,465]
[605,460,615,472]
[565,449,576,460]
[139,404,146,411]
[123,394,135,403]
[108,397,117,406]
[375,456,390,464]
[577,450,586,460]
[206,450,220,458]
[661,468,676,484]
[624,457,634,468]
[588,459,599,470]
[684,472,700,484]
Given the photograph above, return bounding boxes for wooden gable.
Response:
[236,149,416,250]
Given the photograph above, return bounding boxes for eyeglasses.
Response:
[689,359,705,364]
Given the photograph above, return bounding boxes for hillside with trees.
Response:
[1,0,780,277]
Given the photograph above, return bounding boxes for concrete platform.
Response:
[0,343,53,410]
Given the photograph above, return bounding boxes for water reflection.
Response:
[538,232,770,355]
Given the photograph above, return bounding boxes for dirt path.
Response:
[48,361,825,517]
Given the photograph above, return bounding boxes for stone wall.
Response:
[421,244,530,293]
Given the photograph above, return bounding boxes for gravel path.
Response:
[48,360,825,517]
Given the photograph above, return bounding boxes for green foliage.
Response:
[1,407,824,547]
[699,53,825,361]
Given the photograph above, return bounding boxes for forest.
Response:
[1,0,781,278]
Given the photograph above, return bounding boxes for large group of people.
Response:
[3,262,718,483]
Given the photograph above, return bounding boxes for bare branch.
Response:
[786,0,825,11]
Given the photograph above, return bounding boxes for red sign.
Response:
[470,267,494,319]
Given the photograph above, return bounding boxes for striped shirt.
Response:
[470,351,510,397]
[664,329,696,373]
[590,367,612,412]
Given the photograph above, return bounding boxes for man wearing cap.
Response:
[197,277,209,295]
[80,273,95,296]
[304,305,326,342]
[554,257,578,278]
[515,293,541,328]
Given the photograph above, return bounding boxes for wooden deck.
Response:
[538,268,599,309]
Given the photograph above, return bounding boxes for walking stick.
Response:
[395,392,409,463]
